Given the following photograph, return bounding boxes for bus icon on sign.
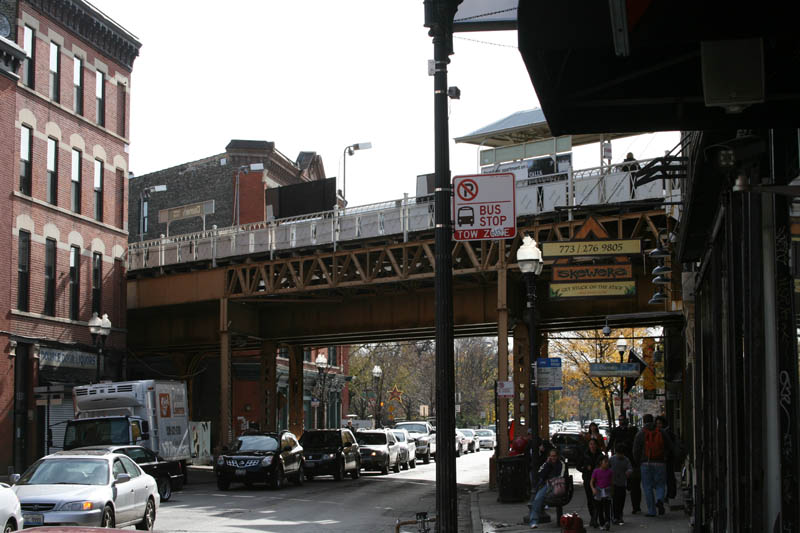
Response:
[457,206,474,226]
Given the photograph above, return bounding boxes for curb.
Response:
[471,488,485,533]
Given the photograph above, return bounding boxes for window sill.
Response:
[14,191,128,236]
[10,308,127,333]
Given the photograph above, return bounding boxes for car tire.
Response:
[4,519,16,532]
[100,505,115,528]
[333,459,345,481]
[350,459,361,479]
[402,457,409,470]
[456,447,462,458]
[392,458,400,473]
[217,478,230,491]
[269,464,284,490]
[409,457,416,469]
[294,463,304,486]
[381,457,390,475]
[423,451,431,465]
[305,473,315,481]
[135,498,156,531]
[157,476,172,502]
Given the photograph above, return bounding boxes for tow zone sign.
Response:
[452,173,516,241]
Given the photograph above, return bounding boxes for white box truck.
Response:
[63,380,191,465]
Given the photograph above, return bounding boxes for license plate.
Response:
[305,460,317,467]
[24,513,44,526]
[235,468,246,476]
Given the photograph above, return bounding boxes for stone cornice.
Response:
[24,0,141,70]
[0,35,25,80]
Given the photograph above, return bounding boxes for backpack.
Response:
[644,428,665,461]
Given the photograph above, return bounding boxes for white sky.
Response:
[90,1,678,208]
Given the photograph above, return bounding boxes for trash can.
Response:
[496,455,529,503]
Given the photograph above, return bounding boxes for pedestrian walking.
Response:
[609,444,633,524]
[583,422,607,452]
[633,413,673,517]
[656,415,684,504]
[528,448,565,529]
[607,414,641,514]
[581,438,606,527]
[591,456,614,530]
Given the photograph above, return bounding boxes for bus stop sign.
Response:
[452,173,516,241]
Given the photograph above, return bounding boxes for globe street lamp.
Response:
[371,364,383,428]
[516,235,543,438]
[315,353,330,428]
[88,312,111,382]
[342,142,372,207]
[616,335,628,417]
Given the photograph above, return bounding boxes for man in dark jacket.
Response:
[607,414,641,514]
[633,414,674,516]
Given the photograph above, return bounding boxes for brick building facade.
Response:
[0,0,139,472]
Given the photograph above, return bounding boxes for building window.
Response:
[329,346,338,366]
[19,125,32,195]
[303,348,311,362]
[49,42,59,102]
[142,198,149,233]
[94,159,103,221]
[71,149,82,213]
[69,246,80,320]
[117,84,126,136]
[95,71,105,127]
[92,252,102,314]
[73,57,83,115]
[22,25,34,88]
[44,238,56,316]
[47,138,58,205]
[17,231,30,312]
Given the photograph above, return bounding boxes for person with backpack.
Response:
[633,413,673,516]
[607,414,642,514]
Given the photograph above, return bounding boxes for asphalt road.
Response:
[148,449,490,532]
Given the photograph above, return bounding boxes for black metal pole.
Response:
[426,1,457,529]
[526,272,539,439]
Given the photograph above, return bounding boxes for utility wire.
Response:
[454,35,517,49]
[454,7,517,22]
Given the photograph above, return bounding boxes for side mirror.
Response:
[114,473,131,484]
[9,474,20,484]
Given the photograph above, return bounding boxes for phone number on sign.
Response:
[558,242,625,254]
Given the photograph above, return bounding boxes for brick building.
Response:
[0,0,139,472]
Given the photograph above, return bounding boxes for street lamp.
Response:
[616,335,628,417]
[371,364,382,428]
[342,142,372,206]
[315,353,330,428]
[88,312,111,382]
[516,235,543,438]
[139,184,167,241]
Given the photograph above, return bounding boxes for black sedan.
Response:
[299,429,360,481]
[215,432,304,490]
[551,432,586,467]
[74,444,184,501]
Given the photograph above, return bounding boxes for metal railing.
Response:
[127,161,682,271]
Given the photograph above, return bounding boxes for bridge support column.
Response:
[513,322,530,437]
[496,264,509,459]
[288,345,304,436]
[219,298,231,449]
[260,342,278,432]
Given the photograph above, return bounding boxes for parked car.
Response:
[394,421,436,464]
[455,430,467,457]
[0,482,22,531]
[391,429,416,469]
[551,432,586,467]
[73,445,184,502]
[356,429,401,474]
[11,449,159,530]
[474,429,496,450]
[299,429,360,481]
[215,432,304,491]
[458,429,478,453]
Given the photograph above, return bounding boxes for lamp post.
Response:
[139,184,167,241]
[315,353,329,429]
[88,312,111,382]
[342,142,372,206]
[371,364,382,428]
[516,235,544,438]
[616,335,628,417]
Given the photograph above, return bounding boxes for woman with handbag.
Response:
[529,448,566,529]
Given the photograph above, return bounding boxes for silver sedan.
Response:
[11,450,159,530]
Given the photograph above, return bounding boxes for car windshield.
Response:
[396,423,427,434]
[17,458,108,486]
[393,432,406,442]
[356,433,387,445]
[460,429,475,437]
[233,435,279,453]
[475,430,493,437]
[63,419,130,449]
[300,432,340,448]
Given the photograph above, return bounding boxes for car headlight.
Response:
[261,456,273,466]
[59,501,93,512]
[324,453,336,460]
[217,456,225,466]
[370,451,377,456]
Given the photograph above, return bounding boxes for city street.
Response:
[152,451,489,532]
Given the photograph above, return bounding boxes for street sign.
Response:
[535,358,563,391]
[589,363,642,377]
[497,380,514,398]
[34,385,65,394]
[542,239,642,258]
[452,173,516,241]
[311,398,320,408]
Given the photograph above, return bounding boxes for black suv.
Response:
[299,429,360,481]
[215,431,304,490]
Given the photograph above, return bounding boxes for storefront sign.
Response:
[158,200,215,224]
[552,264,632,283]
[542,239,642,258]
[549,281,636,299]
[39,348,97,370]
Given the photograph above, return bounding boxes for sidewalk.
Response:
[471,477,691,533]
